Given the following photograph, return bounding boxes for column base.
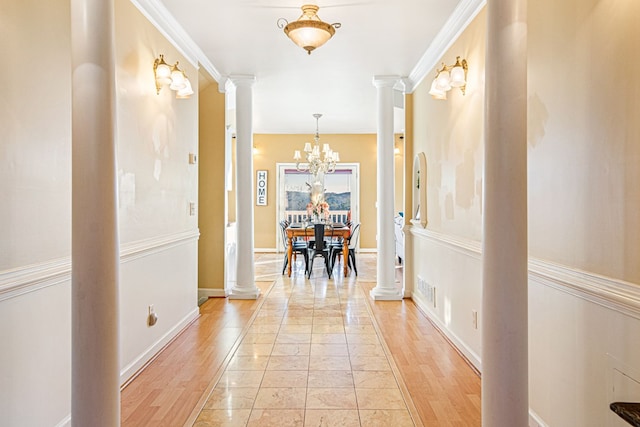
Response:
[369,286,403,301]
[227,285,261,300]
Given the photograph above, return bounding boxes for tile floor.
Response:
[192,253,417,426]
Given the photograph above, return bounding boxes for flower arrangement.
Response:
[307,201,330,221]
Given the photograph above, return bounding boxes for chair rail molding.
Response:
[0,229,201,302]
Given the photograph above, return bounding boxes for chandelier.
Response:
[293,114,340,176]
[277,5,341,55]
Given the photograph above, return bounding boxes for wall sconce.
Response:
[153,54,194,99]
[428,56,468,100]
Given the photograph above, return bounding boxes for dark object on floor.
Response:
[610,402,640,426]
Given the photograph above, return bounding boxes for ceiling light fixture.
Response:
[428,56,468,100]
[277,5,341,55]
[293,114,340,176]
[153,54,194,99]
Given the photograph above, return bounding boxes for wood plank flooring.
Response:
[121,254,481,426]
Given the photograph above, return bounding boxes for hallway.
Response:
[121,254,481,426]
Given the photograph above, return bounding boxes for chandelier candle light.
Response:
[294,113,339,176]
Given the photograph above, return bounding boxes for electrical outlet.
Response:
[472,309,478,329]
[189,202,196,216]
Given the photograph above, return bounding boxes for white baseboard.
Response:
[410,290,482,372]
[359,248,377,253]
[255,248,278,253]
[529,409,549,427]
[119,307,199,384]
[198,288,227,299]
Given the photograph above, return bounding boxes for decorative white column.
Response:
[70,0,120,425]
[481,0,528,425]
[228,76,260,299]
[370,76,402,301]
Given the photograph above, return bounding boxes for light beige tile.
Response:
[254,387,307,409]
[345,333,381,345]
[203,387,258,409]
[352,370,398,388]
[312,323,345,334]
[217,370,265,388]
[350,356,391,371]
[261,370,308,388]
[247,409,304,427]
[194,409,251,427]
[276,333,312,344]
[309,355,351,371]
[281,316,314,325]
[347,342,386,357]
[234,343,274,356]
[252,316,284,325]
[358,409,415,426]
[267,355,309,370]
[305,388,357,409]
[284,309,310,318]
[243,333,278,344]
[313,309,343,317]
[307,370,354,388]
[312,316,344,325]
[311,333,346,344]
[227,355,270,371]
[304,409,360,427]
[310,343,349,357]
[280,324,313,334]
[344,324,376,334]
[248,324,282,334]
[355,388,407,410]
[271,343,311,356]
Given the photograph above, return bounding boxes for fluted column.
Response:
[370,76,402,301]
[228,76,260,299]
[481,0,528,425]
[71,0,120,425]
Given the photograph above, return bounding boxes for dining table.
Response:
[286,223,351,277]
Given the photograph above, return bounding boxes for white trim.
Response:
[255,248,278,253]
[406,0,486,92]
[409,227,640,318]
[0,230,200,301]
[411,290,482,371]
[359,248,377,253]
[128,0,222,82]
[198,288,227,299]
[119,307,199,384]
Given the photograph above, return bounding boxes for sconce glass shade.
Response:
[429,78,447,100]
[435,70,451,91]
[279,5,340,55]
[450,57,467,88]
[169,64,186,90]
[450,65,466,87]
[153,54,172,93]
[176,78,194,98]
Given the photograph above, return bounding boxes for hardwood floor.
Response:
[120,254,481,426]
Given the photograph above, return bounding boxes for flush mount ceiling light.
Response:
[428,56,468,100]
[277,4,341,55]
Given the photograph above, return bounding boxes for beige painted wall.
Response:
[252,133,378,249]
[528,0,640,284]
[412,9,486,241]
[198,84,226,290]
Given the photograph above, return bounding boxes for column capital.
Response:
[228,75,256,88]
[372,75,404,90]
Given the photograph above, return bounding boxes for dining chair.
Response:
[280,220,308,274]
[306,223,332,279]
[330,222,360,276]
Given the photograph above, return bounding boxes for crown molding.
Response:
[406,0,485,93]
[129,0,222,83]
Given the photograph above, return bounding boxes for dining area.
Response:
[280,220,361,279]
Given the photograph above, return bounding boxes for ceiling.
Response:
[141,0,481,134]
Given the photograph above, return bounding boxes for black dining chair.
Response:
[330,222,360,276]
[306,223,332,279]
[280,220,308,275]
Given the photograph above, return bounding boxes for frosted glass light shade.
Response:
[435,70,451,91]
[450,65,466,87]
[429,79,447,100]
